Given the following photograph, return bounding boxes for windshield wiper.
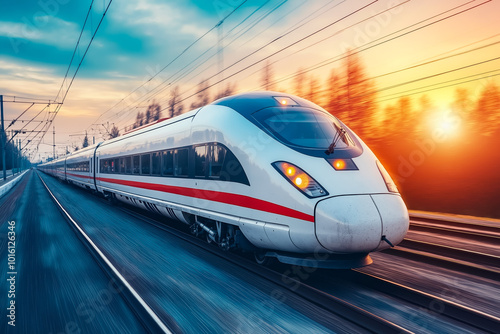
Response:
[325,123,347,155]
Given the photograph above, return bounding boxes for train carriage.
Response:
[39,91,409,268]
[65,144,97,190]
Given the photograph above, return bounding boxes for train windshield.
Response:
[254,107,355,149]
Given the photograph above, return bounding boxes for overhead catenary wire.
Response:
[89,0,248,130]
[96,0,276,130]
[67,0,497,146]
[27,0,114,154]
[158,0,379,113]
[258,0,490,91]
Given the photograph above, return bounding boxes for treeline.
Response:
[126,80,237,133]
[0,135,30,171]
[116,51,500,217]
[270,51,500,218]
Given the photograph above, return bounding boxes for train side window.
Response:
[100,159,107,173]
[113,158,119,173]
[119,158,125,174]
[194,145,207,178]
[209,144,226,178]
[175,149,189,177]
[151,152,161,175]
[133,156,140,174]
[162,150,173,176]
[141,154,151,175]
[125,156,132,174]
[221,149,249,185]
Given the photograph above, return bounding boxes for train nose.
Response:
[315,194,409,253]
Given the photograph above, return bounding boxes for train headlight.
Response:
[273,162,328,198]
[376,160,399,193]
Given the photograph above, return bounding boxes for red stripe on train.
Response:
[97,177,315,222]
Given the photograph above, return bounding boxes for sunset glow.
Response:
[0,0,499,162]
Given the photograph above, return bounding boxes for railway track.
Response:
[341,270,500,333]
[39,173,500,333]
[118,204,500,333]
[382,239,500,281]
[378,215,500,280]
[408,215,500,245]
[120,205,409,334]
[38,172,175,334]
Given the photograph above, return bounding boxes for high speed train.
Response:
[39,91,409,268]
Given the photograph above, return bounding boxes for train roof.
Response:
[212,91,322,117]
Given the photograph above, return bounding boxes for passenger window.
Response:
[113,158,119,173]
[119,158,125,174]
[162,150,173,176]
[151,152,161,175]
[209,144,226,178]
[101,159,110,173]
[141,154,151,175]
[133,156,140,174]
[195,145,207,177]
[175,149,189,177]
[221,149,249,185]
[125,156,132,174]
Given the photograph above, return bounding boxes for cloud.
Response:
[0,15,83,50]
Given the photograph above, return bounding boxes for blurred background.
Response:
[1,0,499,217]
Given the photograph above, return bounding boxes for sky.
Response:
[1,0,499,162]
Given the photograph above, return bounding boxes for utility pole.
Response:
[11,130,15,176]
[1,95,6,181]
[53,126,55,160]
[18,139,21,172]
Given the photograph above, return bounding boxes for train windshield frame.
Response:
[253,107,356,150]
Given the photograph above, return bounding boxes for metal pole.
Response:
[1,95,6,181]
[53,125,55,160]
[11,130,15,176]
[18,139,21,172]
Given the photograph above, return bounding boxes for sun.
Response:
[436,111,461,138]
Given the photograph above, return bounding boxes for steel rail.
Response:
[118,205,412,334]
[398,238,500,268]
[37,172,173,334]
[409,221,500,244]
[347,270,500,334]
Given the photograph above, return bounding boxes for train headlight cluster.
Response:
[376,160,399,193]
[273,162,327,198]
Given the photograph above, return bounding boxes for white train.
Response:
[39,91,409,268]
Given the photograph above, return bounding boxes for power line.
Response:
[54,0,96,103]
[262,0,490,90]
[161,0,379,112]
[377,70,500,103]
[100,0,271,131]
[28,0,114,153]
[89,0,248,131]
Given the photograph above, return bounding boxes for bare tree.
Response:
[341,50,377,137]
[294,68,306,97]
[307,75,320,104]
[474,82,500,135]
[190,79,210,109]
[214,82,237,101]
[146,101,161,122]
[326,69,345,118]
[133,111,144,129]
[168,86,184,117]
[109,125,120,139]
